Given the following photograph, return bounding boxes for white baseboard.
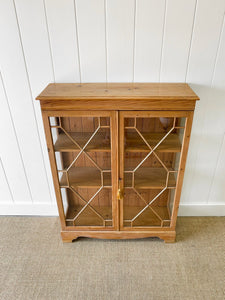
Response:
[178,204,225,216]
[0,203,225,216]
[0,202,58,216]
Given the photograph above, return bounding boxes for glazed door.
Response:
[119,111,192,230]
[44,111,118,230]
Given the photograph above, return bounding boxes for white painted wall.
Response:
[0,0,224,216]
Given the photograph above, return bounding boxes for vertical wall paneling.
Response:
[209,134,225,206]
[0,159,13,203]
[0,74,31,203]
[134,0,165,82]
[186,0,225,85]
[14,0,54,95]
[212,14,225,90]
[181,0,225,205]
[0,0,224,215]
[0,0,52,203]
[106,0,135,82]
[76,0,106,82]
[160,0,196,82]
[45,0,80,82]
[14,0,57,204]
[207,17,225,204]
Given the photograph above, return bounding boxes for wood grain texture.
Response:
[61,230,176,243]
[40,99,196,111]
[54,131,181,153]
[171,112,194,228]
[65,206,169,228]
[125,132,181,153]
[125,168,176,189]
[111,111,119,230]
[60,167,111,188]
[36,83,199,100]
[41,112,66,228]
[59,167,176,189]
[54,131,111,152]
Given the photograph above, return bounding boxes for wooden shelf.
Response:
[65,205,170,227]
[60,167,111,188]
[54,132,181,153]
[125,132,181,152]
[60,167,175,189]
[123,206,170,227]
[66,206,112,227]
[54,132,111,152]
[125,168,176,189]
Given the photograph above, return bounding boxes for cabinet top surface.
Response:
[36,83,199,101]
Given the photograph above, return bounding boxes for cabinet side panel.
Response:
[41,111,66,227]
[171,111,194,228]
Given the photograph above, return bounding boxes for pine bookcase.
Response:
[36,83,199,243]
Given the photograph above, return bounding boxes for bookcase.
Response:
[36,83,199,242]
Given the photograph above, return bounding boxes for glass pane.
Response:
[51,116,113,227]
[123,116,186,228]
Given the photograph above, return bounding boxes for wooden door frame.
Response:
[118,110,194,231]
[170,111,194,229]
[41,110,119,231]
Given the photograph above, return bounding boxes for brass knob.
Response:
[117,188,123,200]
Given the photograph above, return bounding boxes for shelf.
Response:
[65,205,170,227]
[54,132,111,152]
[60,167,175,189]
[123,206,170,227]
[125,132,181,152]
[66,206,112,227]
[60,167,111,188]
[124,168,176,189]
[54,132,181,153]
